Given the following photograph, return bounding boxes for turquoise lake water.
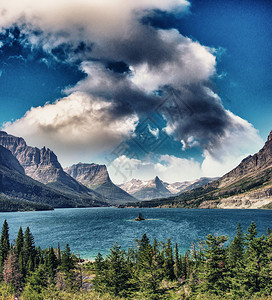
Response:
[0,207,271,259]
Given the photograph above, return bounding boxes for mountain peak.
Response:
[65,163,136,204]
[154,176,160,182]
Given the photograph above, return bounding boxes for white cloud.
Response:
[0,0,189,49]
[201,110,264,177]
[130,29,216,92]
[148,125,159,139]
[3,92,138,166]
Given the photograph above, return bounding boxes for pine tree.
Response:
[228,223,246,296]
[162,238,175,280]
[103,243,131,297]
[228,223,244,267]
[243,223,272,294]
[61,244,74,274]
[137,234,152,268]
[94,252,104,272]
[134,235,163,297]
[200,234,230,295]
[174,243,181,279]
[15,226,24,257]
[246,221,257,242]
[57,242,61,262]
[2,250,22,290]
[47,247,58,282]
[181,250,190,279]
[60,244,77,290]
[22,265,48,298]
[0,219,10,267]
[22,227,36,274]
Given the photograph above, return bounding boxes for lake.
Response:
[0,207,271,259]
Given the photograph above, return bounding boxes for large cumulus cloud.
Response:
[1,0,263,180]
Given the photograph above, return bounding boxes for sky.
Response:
[0,0,271,184]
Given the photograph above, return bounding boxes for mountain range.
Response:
[127,130,272,209]
[118,176,216,200]
[0,131,108,206]
[1,129,272,211]
[0,131,135,209]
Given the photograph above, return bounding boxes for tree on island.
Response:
[135,212,145,221]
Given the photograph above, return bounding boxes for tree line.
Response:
[0,220,271,299]
[93,222,272,299]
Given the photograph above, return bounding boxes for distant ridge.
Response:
[125,130,272,209]
[118,176,216,200]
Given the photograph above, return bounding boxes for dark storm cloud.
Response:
[95,24,180,68]
[159,85,233,152]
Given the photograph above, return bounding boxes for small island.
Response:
[134,212,145,221]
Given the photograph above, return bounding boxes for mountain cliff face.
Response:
[0,145,93,210]
[131,130,272,209]
[0,131,107,204]
[0,145,25,175]
[65,163,136,204]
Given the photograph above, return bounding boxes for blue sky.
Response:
[0,0,271,183]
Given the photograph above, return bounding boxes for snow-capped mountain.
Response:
[118,176,217,200]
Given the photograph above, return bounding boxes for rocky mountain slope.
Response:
[65,163,136,204]
[0,131,107,205]
[118,176,172,200]
[119,176,216,200]
[0,145,104,211]
[127,130,272,209]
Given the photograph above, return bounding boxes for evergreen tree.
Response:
[200,234,230,295]
[0,219,10,267]
[56,242,61,262]
[22,265,48,299]
[181,250,190,279]
[2,250,22,290]
[102,243,131,297]
[162,238,175,280]
[243,223,272,295]
[60,244,77,290]
[228,224,246,296]
[134,235,163,297]
[246,221,257,242]
[61,244,75,274]
[47,247,58,282]
[15,226,24,257]
[174,242,181,279]
[22,226,36,274]
[94,252,104,272]
[228,223,244,267]
[137,234,152,268]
